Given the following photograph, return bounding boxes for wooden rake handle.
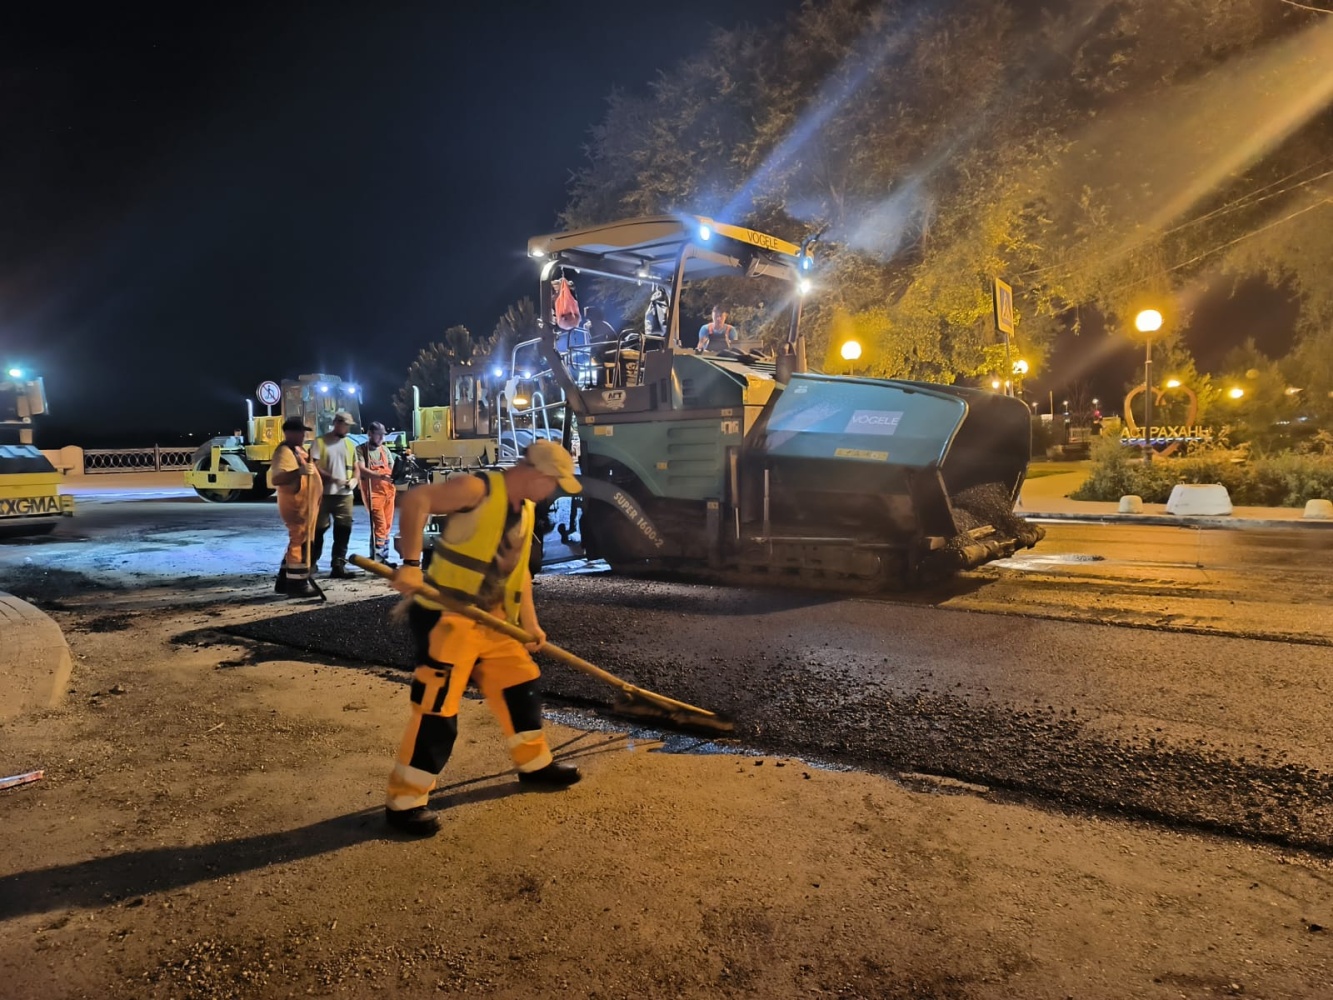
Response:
[349,555,724,721]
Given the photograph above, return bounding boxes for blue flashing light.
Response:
[520,371,531,379]
[698,224,712,242]
[801,256,812,271]
[493,367,504,377]
[345,384,358,395]
[317,384,329,393]
[6,367,22,379]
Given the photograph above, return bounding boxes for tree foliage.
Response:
[565,0,1333,390]
[490,296,539,369]
[391,324,493,425]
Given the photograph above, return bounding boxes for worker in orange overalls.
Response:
[356,421,398,565]
[268,417,319,598]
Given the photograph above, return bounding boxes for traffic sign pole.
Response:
[993,278,1015,397]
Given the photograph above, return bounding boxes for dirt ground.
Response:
[3,586,1332,999]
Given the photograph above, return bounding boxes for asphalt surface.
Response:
[6,488,1333,852]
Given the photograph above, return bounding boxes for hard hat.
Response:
[333,410,354,424]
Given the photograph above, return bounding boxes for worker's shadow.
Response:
[0,782,519,922]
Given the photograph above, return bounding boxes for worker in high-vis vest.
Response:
[268,417,319,598]
[382,439,582,836]
[310,410,360,578]
[355,420,397,565]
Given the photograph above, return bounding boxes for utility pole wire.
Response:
[1113,197,1333,293]
[1018,161,1333,281]
[1278,0,1331,13]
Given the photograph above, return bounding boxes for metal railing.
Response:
[83,446,197,474]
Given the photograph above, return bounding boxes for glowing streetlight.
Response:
[840,339,862,376]
[1228,387,1245,400]
[991,378,1002,390]
[1165,378,1181,389]
[1012,359,1029,376]
[1134,309,1164,464]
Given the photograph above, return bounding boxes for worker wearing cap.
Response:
[356,421,398,565]
[310,410,359,578]
[382,439,583,836]
[268,417,319,598]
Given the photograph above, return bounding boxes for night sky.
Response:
[1,1,794,445]
[1,1,1300,446]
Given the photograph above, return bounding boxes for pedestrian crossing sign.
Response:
[994,278,1014,336]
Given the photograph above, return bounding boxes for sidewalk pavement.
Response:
[59,470,197,503]
[1017,470,1332,530]
[0,591,72,722]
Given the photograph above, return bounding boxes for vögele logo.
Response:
[845,410,904,435]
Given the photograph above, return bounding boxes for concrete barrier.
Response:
[1118,495,1143,514]
[39,446,84,475]
[0,592,72,722]
[1166,483,1233,516]
[1303,499,1333,520]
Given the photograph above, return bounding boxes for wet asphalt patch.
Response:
[220,577,1333,854]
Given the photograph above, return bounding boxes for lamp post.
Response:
[840,339,862,377]
[1134,309,1163,463]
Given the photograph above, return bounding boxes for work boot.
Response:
[384,805,441,836]
[330,563,359,579]
[288,578,317,599]
[274,567,288,594]
[517,761,582,788]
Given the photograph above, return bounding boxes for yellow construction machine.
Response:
[0,367,74,536]
[185,374,396,502]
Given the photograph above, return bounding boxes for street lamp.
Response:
[1228,387,1244,400]
[1134,309,1163,463]
[840,339,862,376]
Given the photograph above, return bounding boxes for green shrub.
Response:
[1071,440,1333,506]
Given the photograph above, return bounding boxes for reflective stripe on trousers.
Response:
[386,609,552,812]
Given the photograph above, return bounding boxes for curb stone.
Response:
[0,591,73,722]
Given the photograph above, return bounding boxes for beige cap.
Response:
[524,439,581,493]
[333,410,354,425]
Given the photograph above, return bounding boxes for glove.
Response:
[390,564,424,596]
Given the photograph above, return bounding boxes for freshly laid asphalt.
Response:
[7,467,1333,852]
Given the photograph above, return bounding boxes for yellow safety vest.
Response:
[310,434,356,472]
[421,470,534,624]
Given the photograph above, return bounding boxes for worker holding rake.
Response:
[268,417,319,599]
[355,421,398,566]
[381,440,583,836]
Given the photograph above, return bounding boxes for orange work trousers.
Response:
[386,604,552,812]
[365,482,396,562]
[276,488,313,579]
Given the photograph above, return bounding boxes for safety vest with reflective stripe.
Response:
[421,470,533,624]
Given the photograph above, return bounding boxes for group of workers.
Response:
[268,408,584,837]
[270,409,398,598]
[264,301,739,837]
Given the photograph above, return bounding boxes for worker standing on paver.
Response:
[310,410,359,578]
[381,440,584,836]
[268,417,319,598]
[356,421,398,567]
